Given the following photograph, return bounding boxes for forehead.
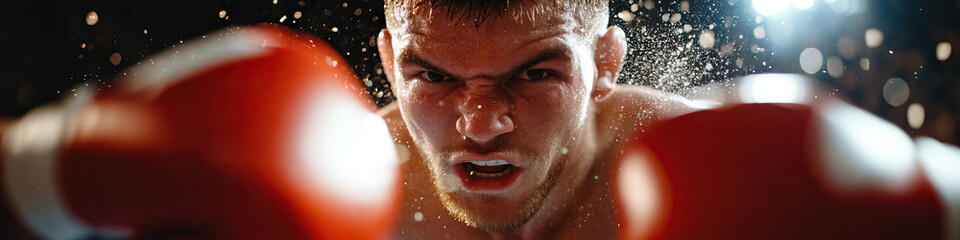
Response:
[389,6,593,74]
[401,6,594,49]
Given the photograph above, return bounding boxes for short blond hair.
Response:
[384,0,608,29]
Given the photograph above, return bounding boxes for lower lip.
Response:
[453,164,523,191]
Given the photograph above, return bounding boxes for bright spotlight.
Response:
[792,0,815,9]
[753,0,792,16]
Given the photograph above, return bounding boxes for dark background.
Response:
[0,0,957,144]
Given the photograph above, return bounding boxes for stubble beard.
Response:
[425,148,566,233]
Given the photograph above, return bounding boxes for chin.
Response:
[440,192,539,232]
[428,152,566,232]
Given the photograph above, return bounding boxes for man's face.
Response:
[383,6,599,231]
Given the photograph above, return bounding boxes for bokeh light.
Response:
[753,0,792,16]
[908,103,926,129]
[938,42,953,61]
[882,78,909,107]
[799,47,824,74]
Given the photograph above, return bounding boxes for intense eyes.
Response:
[418,69,551,82]
[517,69,549,81]
[421,71,448,82]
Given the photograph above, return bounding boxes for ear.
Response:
[592,26,627,101]
[377,29,398,87]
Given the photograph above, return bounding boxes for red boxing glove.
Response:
[615,74,955,239]
[1,24,400,239]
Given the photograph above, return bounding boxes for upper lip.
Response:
[451,152,523,168]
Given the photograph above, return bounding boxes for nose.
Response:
[456,78,515,144]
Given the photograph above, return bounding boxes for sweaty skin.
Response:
[376,4,696,239]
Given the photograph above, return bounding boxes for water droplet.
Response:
[907,103,925,129]
[279,15,287,22]
[698,30,715,49]
[414,212,424,222]
[85,11,99,26]
[826,56,844,78]
[936,42,952,61]
[331,27,339,32]
[882,78,909,107]
[669,13,682,23]
[865,28,883,48]
[561,147,568,154]
[109,52,122,66]
[859,58,870,71]
[753,26,765,39]
[294,11,302,19]
[325,56,338,67]
[799,48,823,74]
[219,10,227,19]
[618,11,636,22]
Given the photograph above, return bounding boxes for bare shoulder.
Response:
[595,84,698,147]
[377,102,411,144]
[601,84,697,122]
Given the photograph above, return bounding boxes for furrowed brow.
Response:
[397,49,456,78]
[396,46,574,79]
[505,47,573,77]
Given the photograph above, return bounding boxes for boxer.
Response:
[377,0,695,239]
[376,0,956,239]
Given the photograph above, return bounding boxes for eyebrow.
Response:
[397,46,573,80]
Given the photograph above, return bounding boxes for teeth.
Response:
[467,159,510,166]
[469,169,511,178]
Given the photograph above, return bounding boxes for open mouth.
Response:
[454,159,522,191]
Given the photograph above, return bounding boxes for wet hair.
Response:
[384,0,608,28]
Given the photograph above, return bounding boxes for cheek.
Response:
[397,82,459,139]
[513,81,589,132]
